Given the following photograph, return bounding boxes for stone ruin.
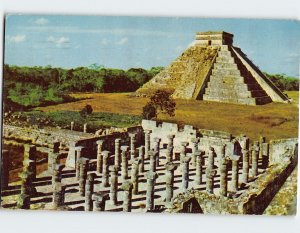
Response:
[0,120,297,214]
[136,31,289,105]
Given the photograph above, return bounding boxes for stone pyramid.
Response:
[137,31,289,105]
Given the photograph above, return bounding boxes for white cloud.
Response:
[101,38,108,45]
[7,35,26,43]
[116,37,128,45]
[47,36,70,48]
[34,18,49,25]
[22,26,175,37]
[284,52,300,62]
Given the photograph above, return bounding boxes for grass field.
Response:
[37,91,299,141]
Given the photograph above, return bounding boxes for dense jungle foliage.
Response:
[3,64,163,111]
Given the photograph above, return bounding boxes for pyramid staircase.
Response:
[202,45,272,105]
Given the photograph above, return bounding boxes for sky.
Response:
[4,14,300,77]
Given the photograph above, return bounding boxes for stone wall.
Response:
[166,190,239,214]
[142,120,237,156]
[239,145,297,214]
[3,124,89,149]
[142,120,197,150]
[268,138,298,165]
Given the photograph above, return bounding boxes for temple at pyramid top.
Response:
[195,31,233,46]
[136,31,290,105]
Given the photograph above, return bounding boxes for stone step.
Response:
[203,95,257,105]
[213,63,238,69]
[249,90,268,98]
[212,69,241,76]
[207,81,261,91]
[218,50,232,56]
[216,57,235,63]
[204,89,252,98]
[220,45,230,51]
[204,88,267,99]
[255,96,272,105]
[209,75,244,83]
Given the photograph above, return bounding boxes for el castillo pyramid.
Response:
[137,31,289,105]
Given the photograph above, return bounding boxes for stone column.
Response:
[138,146,145,173]
[148,151,157,172]
[131,158,140,195]
[259,136,265,159]
[191,138,199,166]
[70,121,74,131]
[194,151,203,185]
[180,142,188,163]
[251,142,259,177]
[153,137,161,167]
[24,144,37,180]
[167,135,175,163]
[167,134,175,148]
[129,133,137,160]
[241,148,249,183]
[145,171,158,211]
[121,181,133,212]
[52,183,65,209]
[181,156,191,192]
[75,146,84,180]
[121,146,129,181]
[165,162,177,204]
[207,147,215,170]
[101,151,110,187]
[262,142,269,169]
[83,123,87,133]
[79,158,89,196]
[48,148,59,173]
[52,164,64,187]
[206,168,216,194]
[96,140,104,174]
[1,150,9,189]
[114,138,121,169]
[109,165,118,205]
[17,193,31,209]
[240,136,250,150]
[85,173,95,211]
[144,130,152,159]
[92,192,109,211]
[218,144,226,173]
[230,155,240,192]
[23,159,36,182]
[219,158,229,197]
[19,170,35,197]
[17,170,34,209]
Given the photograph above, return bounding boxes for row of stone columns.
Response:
[70,121,89,133]
[73,132,269,212]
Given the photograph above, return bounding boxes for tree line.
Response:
[3,64,163,111]
[2,64,298,112]
[264,72,299,91]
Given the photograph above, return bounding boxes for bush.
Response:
[80,104,93,117]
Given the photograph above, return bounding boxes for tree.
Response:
[80,104,93,118]
[149,90,176,117]
[142,102,157,120]
[142,90,176,119]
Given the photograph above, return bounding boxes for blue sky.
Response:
[4,15,300,77]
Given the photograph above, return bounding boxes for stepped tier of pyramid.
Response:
[136,31,289,105]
